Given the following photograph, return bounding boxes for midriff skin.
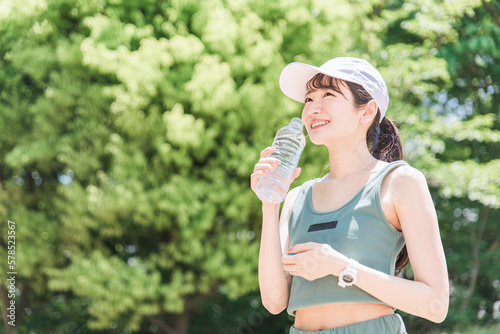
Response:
[294,303,394,331]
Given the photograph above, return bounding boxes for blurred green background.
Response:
[0,0,499,333]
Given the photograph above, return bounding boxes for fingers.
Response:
[288,242,314,255]
[252,158,281,174]
[281,253,298,274]
[282,252,298,264]
[253,149,280,174]
[250,161,279,190]
[250,147,281,192]
[281,242,314,268]
[291,167,301,182]
[281,252,316,280]
[254,147,279,172]
[260,146,276,159]
[251,147,302,196]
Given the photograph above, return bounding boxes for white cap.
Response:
[279,57,389,121]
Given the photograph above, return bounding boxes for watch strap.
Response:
[338,259,359,288]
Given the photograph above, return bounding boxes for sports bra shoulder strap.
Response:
[288,179,317,234]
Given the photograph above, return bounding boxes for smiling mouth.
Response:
[311,120,330,129]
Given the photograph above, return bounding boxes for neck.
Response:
[326,139,377,181]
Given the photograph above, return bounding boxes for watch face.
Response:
[343,275,354,283]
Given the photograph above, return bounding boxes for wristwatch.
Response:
[338,259,359,288]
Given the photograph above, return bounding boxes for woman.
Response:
[251,57,449,333]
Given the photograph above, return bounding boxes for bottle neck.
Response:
[289,118,303,132]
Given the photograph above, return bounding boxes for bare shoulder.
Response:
[385,163,437,224]
[381,163,433,217]
[387,163,428,192]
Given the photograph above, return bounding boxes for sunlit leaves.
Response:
[398,0,481,43]
[185,54,237,115]
[430,160,500,208]
[47,251,162,330]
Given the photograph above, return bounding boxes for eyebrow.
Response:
[305,87,338,96]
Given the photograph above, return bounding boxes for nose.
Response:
[302,100,321,119]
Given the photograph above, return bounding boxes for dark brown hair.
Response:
[307,73,409,274]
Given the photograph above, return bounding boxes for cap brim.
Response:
[279,62,356,103]
[279,62,321,103]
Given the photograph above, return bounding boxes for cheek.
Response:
[301,110,309,129]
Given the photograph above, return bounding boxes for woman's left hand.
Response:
[282,242,350,281]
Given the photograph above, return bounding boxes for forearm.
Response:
[258,203,289,314]
[355,264,449,323]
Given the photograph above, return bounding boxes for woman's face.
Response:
[301,83,361,146]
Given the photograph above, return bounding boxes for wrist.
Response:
[262,202,280,212]
[332,257,350,277]
[338,258,360,288]
[261,202,280,222]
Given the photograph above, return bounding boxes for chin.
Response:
[307,132,328,146]
[309,137,327,146]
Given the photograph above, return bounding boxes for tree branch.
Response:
[482,0,500,29]
[460,207,490,313]
[488,236,499,254]
[185,292,214,311]
[145,315,177,334]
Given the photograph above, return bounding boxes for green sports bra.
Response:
[287,161,407,316]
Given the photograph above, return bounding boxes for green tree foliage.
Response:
[422,1,500,329]
[0,0,498,333]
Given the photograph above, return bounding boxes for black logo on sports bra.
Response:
[308,221,338,232]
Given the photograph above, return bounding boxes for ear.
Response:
[360,100,378,124]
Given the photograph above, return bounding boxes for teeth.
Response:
[311,121,330,129]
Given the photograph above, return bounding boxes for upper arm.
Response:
[391,166,449,292]
[279,186,301,286]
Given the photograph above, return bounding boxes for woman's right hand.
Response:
[251,147,280,194]
[250,147,301,197]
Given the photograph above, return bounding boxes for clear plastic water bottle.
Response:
[256,117,306,203]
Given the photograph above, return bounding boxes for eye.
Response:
[324,91,335,97]
[304,97,313,103]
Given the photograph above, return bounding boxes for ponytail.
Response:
[367,113,403,163]
[367,112,409,275]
